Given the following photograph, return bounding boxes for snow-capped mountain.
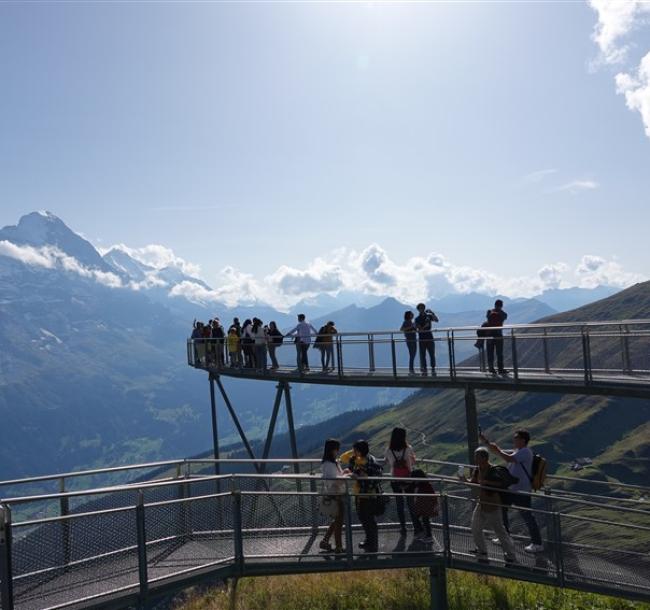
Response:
[0,211,116,274]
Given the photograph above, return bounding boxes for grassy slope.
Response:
[173,570,650,610]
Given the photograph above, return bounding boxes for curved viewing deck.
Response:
[1,458,649,610]
[188,319,650,398]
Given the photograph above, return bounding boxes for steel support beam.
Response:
[464,385,479,464]
[259,384,285,472]
[283,382,302,491]
[429,564,448,610]
[209,374,221,478]
[215,376,262,474]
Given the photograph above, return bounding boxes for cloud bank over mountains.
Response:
[589,0,650,138]
[0,212,645,311]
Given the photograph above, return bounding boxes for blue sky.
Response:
[1,1,649,306]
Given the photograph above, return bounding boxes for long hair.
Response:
[252,318,262,332]
[389,427,407,451]
[321,438,340,463]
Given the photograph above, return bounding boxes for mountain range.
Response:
[0,211,630,480]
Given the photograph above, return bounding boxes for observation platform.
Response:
[187,319,650,399]
[1,458,649,610]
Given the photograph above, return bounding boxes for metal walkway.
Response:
[188,319,650,398]
[1,459,649,610]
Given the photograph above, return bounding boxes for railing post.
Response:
[368,333,375,372]
[135,490,149,606]
[542,328,550,374]
[309,467,319,536]
[440,493,451,566]
[510,330,519,381]
[343,480,354,567]
[581,328,592,384]
[390,334,397,378]
[447,331,456,380]
[232,490,244,574]
[59,477,71,568]
[336,335,344,378]
[621,324,632,373]
[552,511,565,587]
[0,504,14,610]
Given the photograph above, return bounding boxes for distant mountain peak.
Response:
[0,211,114,273]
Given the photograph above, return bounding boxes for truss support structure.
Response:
[209,376,302,475]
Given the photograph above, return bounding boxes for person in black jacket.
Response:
[485,300,508,375]
[414,303,439,376]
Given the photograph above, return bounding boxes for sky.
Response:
[1,1,649,308]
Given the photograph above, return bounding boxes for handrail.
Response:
[4,456,649,503]
[4,470,649,610]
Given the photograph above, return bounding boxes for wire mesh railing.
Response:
[187,319,650,386]
[1,470,649,610]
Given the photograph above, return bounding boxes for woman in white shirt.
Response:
[384,427,420,536]
[320,438,347,553]
[248,318,268,372]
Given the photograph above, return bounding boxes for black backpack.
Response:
[485,465,519,505]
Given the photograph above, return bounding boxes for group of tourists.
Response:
[319,426,544,562]
[191,315,338,373]
[190,299,510,376]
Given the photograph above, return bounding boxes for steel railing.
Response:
[1,469,649,610]
[187,319,650,386]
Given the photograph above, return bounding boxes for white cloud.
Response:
[0,240,56,268]
[575,254,644,288]
[3,238,645,307]
[587,0,647,64]
[588,1,650,140]
[538,263,570,290]
[616,51,650,138]
[551,180,599,194]
[521,169,558,184]
[101,243,201,278]
[0,241,123,288]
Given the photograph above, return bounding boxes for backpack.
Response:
[270,329,284,346]
[522,454,547,491]
[485,465,519,505]
[314,326,327,348]
[391,449,411,478]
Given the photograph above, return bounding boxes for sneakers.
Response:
[421,535,434,543]
[524,543,544,553]
[491,537,501,545]
[319,540,332,551]
[505,554,517,565]
[498,369,509,375]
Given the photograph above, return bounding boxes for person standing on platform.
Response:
[480,428,544,553]
[211,318,225,367]
[415,303,439,376]
[467,447,517,564]
[400,310,418,375]
[249,318,268,372]
[241,319,255,369]
[227,327,240,367]
[485,299,508,375]
[383,427,419,536]
[319,438,348,554]
[285,313,318,372]
[319,321,337,371]
[340,440,381,553]
[267,321,283,370]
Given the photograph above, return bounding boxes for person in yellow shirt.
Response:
[227,327,241,368]
[340,440,381,552]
